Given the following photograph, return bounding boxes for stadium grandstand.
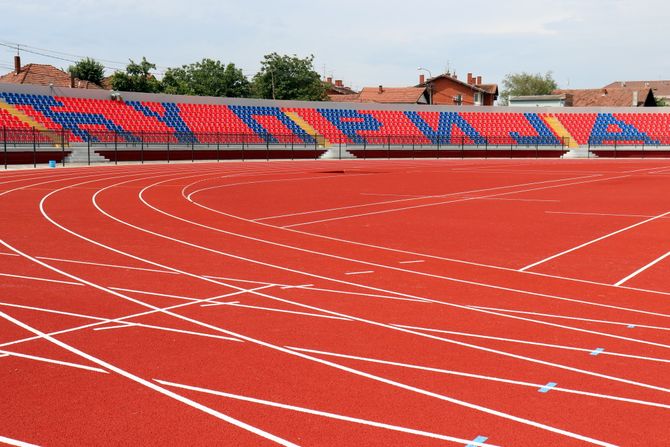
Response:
[2,80,670,166]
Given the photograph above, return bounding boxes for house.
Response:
[416,72,498,106]
[324,77,357,100]
[603,80,670,105]
[508,94,573,107]
[327,85,429,104]
[553,88,656,107]
[0,55,102,89]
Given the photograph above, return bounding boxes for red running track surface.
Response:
[1,159,669,446]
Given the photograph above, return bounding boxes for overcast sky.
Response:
[1,0,668,91]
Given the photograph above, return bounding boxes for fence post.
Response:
[33,128,37,168]
[363,139,367,160]
[87,136,91,166]
[216,133,220,162]
[140,131,144,164]
[437,137,440,159]
[167,132,170,164]
[485,140,488,159]
[412,137,415,159]
[339,139,342,160]
[3,126,6,169]
[387,135,391,160]
[62,128,66,167]
[114,130,118,165]
[242,134,245,161]
[191,136,195,163]
[614,137,617,158]
[461,136,464,159]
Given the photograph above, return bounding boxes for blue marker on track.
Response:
[590,348,605,356]
[465,435,488,447]
[538,382,557,393]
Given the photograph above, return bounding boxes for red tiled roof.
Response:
[604,80,670,97]
[553,88,655,107]
[0,64,102,89]
[477,83,498,95]
[357,86,427,104]
[327,93,362,103]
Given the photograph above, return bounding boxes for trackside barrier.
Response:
[3,128,670,167]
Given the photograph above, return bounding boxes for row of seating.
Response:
[0,91,668,146]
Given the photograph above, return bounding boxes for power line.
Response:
[0,41,168,75]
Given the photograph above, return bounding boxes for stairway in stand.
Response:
[64,145,110,164]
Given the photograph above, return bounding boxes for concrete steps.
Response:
[64,145,110,164]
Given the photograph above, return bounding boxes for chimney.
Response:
[467,73,474,85]
[326,76,333,84]
[621,81,626,87]
[70,71,75,89]
[419,74,425,84]
[476,76,482,85]
[378,85,384,94]
[632,90,639,107]
[14,55,21,74]
[335,79,343,87]
[602,88,608,96]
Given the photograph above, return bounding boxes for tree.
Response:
[252,53,326,101]
[162,58,250,97]
[110,57,162,93]
[68,58,105,86]
[499,71,558,105]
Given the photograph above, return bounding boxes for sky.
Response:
[1,0,668,91]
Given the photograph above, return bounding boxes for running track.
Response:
[1,159,669,446]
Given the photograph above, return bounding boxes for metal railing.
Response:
[3,126,670,168]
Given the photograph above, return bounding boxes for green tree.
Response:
[252,53,326,101]
[110,57,162,93]
[162,58,250,97]
[68,57,105,86]
[499,71,558,105]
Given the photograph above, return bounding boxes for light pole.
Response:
[418,67,432,105]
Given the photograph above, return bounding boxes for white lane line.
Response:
[108,286,202,302]
[155,379,499,446]
[0,434,41,447]
[345,270,374,276]
[94,323,136,331]
[0,349,107,374]
[467,305,670,332]
[292,285,430,303]
[201,301,352,321]
[520,208,670,272]
[398,260,424,265]
[0,272,84,286]
[360,192,430,198]
[248,172,600,223]
[391,324,670,364]
[0,251,19,257]
[0,311,297,447]
[36,171,615,445]
[282,174,627,229]
[614,251,670,287]
[93,322,243,342]
[204,275,291,288]
[287,346,670,410]
[0,301,110,322]
[546,211,660,219]
[461,196,560,203]
[280,284,314,289]
[36,255,177,275]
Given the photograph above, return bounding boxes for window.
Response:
[474,92,482,106]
